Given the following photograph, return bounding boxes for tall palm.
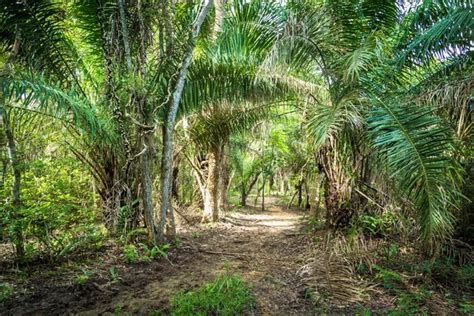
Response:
[287,0,470,253]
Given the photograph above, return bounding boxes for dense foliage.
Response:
[0,0,472,313]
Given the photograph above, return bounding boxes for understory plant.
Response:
[171,274,255,316]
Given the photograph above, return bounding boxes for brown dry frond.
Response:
[297,251,372,306]
[297,232,378,307]
[328,231,386,272]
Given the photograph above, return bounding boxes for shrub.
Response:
[0,157,103,260]
[123,244,140,263]
[171,274,255,316]
[122,243,170,263]
[73,269,92,285]
[373,264,403,289]
[0,283,12,305]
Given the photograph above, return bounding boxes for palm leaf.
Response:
[0,72,116,143]
[398,0,473,63]
[189,101,287,150]
[306,88,364,149]
[368,98,462,252]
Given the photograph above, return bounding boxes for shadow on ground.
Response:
[1,199,313,315]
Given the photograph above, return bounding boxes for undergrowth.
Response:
[171,274,255,316]
[305,211,474,315]
[0,283,12,305]
[122,243,170,264]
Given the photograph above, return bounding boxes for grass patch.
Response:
[171,274,255,316]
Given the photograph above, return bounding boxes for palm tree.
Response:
[284,0,471,253]
[1,0,470,256]
[0,0,220,242]
[0,0,115,257]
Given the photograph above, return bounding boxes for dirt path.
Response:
[2,199,314,315]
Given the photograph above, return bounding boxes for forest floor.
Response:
[2,197,472,315]
[1,197,318,315]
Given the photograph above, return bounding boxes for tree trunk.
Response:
[297,181,303,208]
[279,171,285,196]
[240,173,259,207]
[317,142,354,228]
[310,174,323,218]
[213,0,227,38]
[218,146,229,214]
[202,145,220,222]
[1,27,24,258]
[172,156,180,203]
[117,0,132,70]
[304,178,310,210]
[324,177,351,228]
[141,128,159,242]
[254,182,260,207]
[0,108,24,258]
[159,0,213,240]
[268,174,274,192]
[240,185,247,206]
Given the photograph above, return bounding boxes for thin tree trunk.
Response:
[268,174,274,192]
[304,178,310,210]
[172,158,180,203]
[254,181,260,207]
[1,31,23,258]
[310,174,323,218]
[218,146,228,214]
[1,108,24,258]
[283,175,289,196]
[241,173,259,207]
[212,0,227,39]
[279,171,285,196]
[213,0,226,38]
[261,176,265,211]
[241,186,247,207]
[141,128,159,241]
[159,0,213,241]
[297,180,303,208]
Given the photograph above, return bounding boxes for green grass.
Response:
[171,274,255,316]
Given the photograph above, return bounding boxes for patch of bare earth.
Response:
[1,199,314,315]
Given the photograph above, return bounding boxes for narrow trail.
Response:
[3,199,315,315]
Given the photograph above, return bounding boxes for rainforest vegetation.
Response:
[0,0,472,314]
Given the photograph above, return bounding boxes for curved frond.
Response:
[368,98,463,252]
[398,0,473,63]
[0,0,80,82]
[306,90,364,148]
[189,102,285,150]
[0,72,116,143]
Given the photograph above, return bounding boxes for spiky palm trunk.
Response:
[318,143,354,228]
[202,145,221,222]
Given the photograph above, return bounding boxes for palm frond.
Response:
[368,98,463,252]
[306,90,364,149]
[189,101,286,150]
[0,72,116,143]
[0,1,78,82]
[398,0,473,63]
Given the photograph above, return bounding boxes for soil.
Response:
[0,198,316,315]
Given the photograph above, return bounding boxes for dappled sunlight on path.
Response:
[2,198,314,315]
